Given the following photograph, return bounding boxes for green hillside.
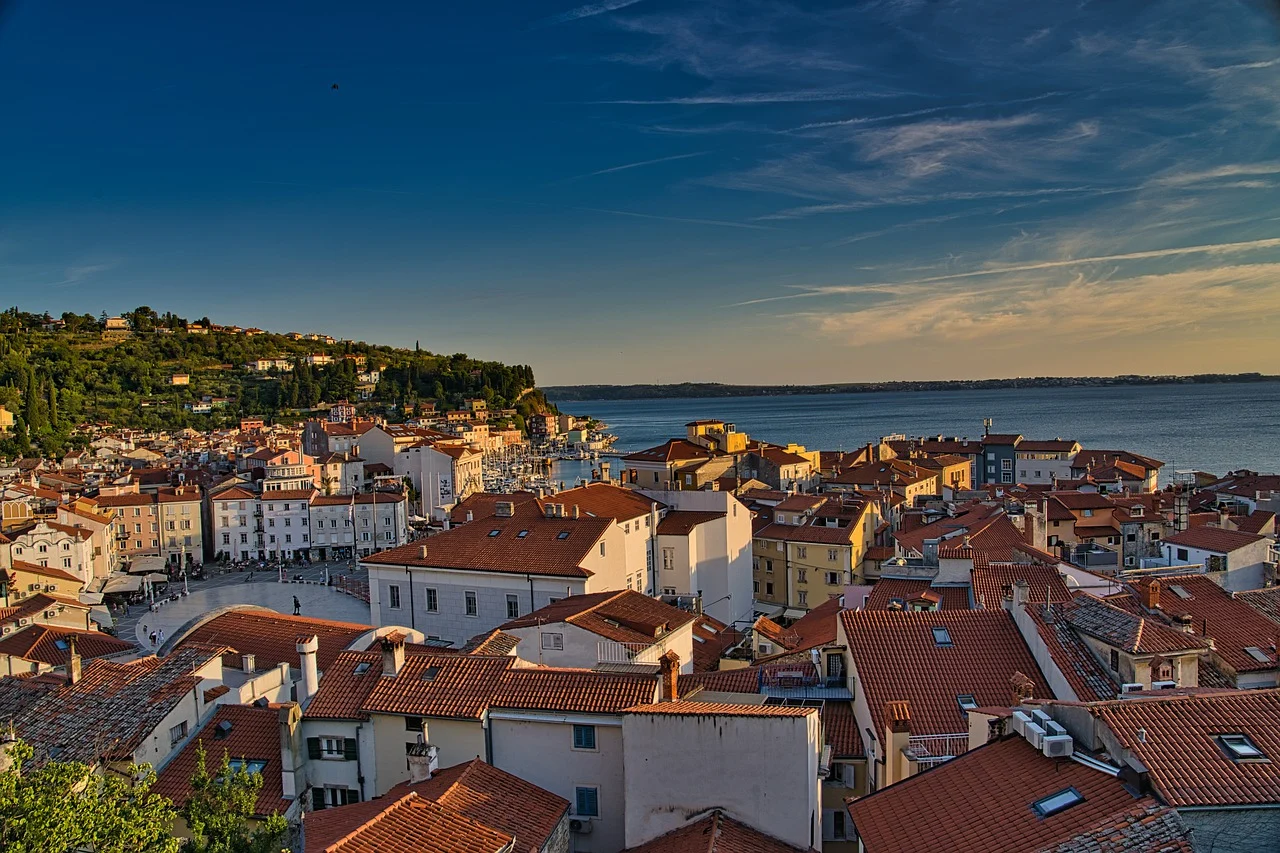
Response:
[0,307,553,457]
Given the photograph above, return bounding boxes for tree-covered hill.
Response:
[0,307,554,457]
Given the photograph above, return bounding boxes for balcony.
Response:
[596,641,661,671]
[907,733,969,768]
[760,663,852,701]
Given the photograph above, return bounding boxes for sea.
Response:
[549,382,1280,484]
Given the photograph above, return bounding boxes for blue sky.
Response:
[3,0,1280,384]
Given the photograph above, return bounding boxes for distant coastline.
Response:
[544,373,1279,402]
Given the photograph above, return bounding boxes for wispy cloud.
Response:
[1150,162,1280,187]
[47,262,117,289]
[755,186,1127,221]
[567,151,708,180]
[575,207,773,230]
[732,236,1280,305]
[597,89,901,106]
[789,92,1068,132]
[541,0,646,26]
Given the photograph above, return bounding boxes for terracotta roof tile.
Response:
[1061,595,1210,656]
[174,607,371,673]
[1093,689,1280,807]
[1024,605,1118,701]
[841,609,1051,737]
[1161,526,1265,553]
[863,580,972,611]
[0,624,134,667]
[492,667,658,714]
[501,590,696,646]
[820,700,863,758]
[656,510,726,536]
[154,704,289,815]
[548,482,662,521]
[847,737,1175,853]
[1140,575,1280,674]
[622,810,812,853]
[971,562,1071,611]
[362,504,610,579]
[306,792,513,853]
[1035,802,1192,853]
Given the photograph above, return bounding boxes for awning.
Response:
[78,592,105,605]
[128,556,169,575]
[101,574,143,594]
[89,606,113,629]
[144,573,170,583]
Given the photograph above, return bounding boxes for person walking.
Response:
[293,595,301,616]
[156,627,165,647]
[149,630,157,647]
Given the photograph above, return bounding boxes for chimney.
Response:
[1174,612,1195,634]
[67,636,82,685]
[465,510,473,523]
[495,501,514,518]
[241,652,256,674]
[572,504,580,519]
[295,635,320,705]
[419,544,428,561]
[1011,671,1035,706]
[277,702,303,800]
[406,740,440,783]
[545,503,556,519]
[1142,579,1161,611]
[1011,579,1031,609]
[381,632,407,677]
[659,650,680,702]
[883,700,912,787]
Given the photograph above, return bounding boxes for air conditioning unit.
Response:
[1009,710,1032,736]
[28,584,39,592]
[1152,680,1177,690]
[1024,722,1046,749]
[1120,682,1144,694]
[18,618,29,626]
[1042,735,1074,758]
[45,610,56,618]
[1045,721,1067,737]
[1,627,10,635]
[45,585,56,592]
[1031,709,1053,728]
[569,818,593,835]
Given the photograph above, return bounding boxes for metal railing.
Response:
[908,733,969,767]
[597,640,661,666]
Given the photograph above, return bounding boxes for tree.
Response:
[0,741,180,853]
[180,742,287,853]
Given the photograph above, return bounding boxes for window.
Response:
[753,580,760,593]
[1176,548,1189,562]
[828,548,838,562]
[63,558,72,568]
[388,585,401,609]
[832,809,847,840]
[765,559,773,574]
[240,533,248,544]
[826,571,840,585]
[227,759,267,775]
[425,588,438,612]
[573,724,596,750]
[1218,734,1268,762]
[320,737,346,758]
[1126,533,1136,542]
[285,534,292,544]
[517,529,529,538]
[488,529,501,537]
[662,548,674,570]
[662,586,677,595]
[169,721,188,745]
[464,591,478,616]
[1001,459,1012,471]
[405,716,424,732]
[798,591,808,606]
[575,787,599,817]
[600,542,606,557]
[797,569,807,583]
[1032,787,1084,818]
[557,531,570,540]
[931,627,953,647]
[765,582,774,595]
[797,546,807,559]
[506,594,520,620]
[957,694,978,712]
[541,632,564,650]
[1109,649,1120,672]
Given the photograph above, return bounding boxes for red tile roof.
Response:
[10,559,85,585]
[1238,587,1280,627]
[306,792,513,853]
[847,737,1180,853]
[449,492,537,524]
[173,607,371,673]
[656,510,727,536]
[491,667,659,714]
[970,561,1071,611]
[390,759,569,853]
[1060,595,1211,656]
[754,597,842,660]
[154,704,289,815]
[1093,689,1280,806]
[362,504,611,579]
[1143,575,1280,675]
[500,590,695,646]
[623,439,720,464]
[0,624,134,667]
[548,482,661,521]
[1161,526,1265,553]
[820,700,863,758]
[622,810,813,853]
[841,609,1051,736]
[1023,603,1118,702]
[691,614,744,672]
[862,580,972,611]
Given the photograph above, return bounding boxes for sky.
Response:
[3,0,1280,385]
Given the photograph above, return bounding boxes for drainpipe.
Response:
[527,573,535,613]
[405,566,415,629]
[355,723,366,801]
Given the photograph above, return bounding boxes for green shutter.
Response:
[307,737,321,760]
[343,738,358,761]
[347,787,361,804]
[311,787,326,811]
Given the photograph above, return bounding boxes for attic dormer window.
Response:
[957,694,978,712]
[557,531,570,540]
[488,529,501,537]
[517,530,529,538]
[931,626,953,647]
[1218,734,1267,762]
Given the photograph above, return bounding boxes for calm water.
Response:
[550,383,1280,480]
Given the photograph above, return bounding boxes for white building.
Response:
[395,442,483,518]
[7,520,96,586]
[310,492,409,559]
[212,486,408,562]
[1161,526,1274,591]
[361,500,627,645]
